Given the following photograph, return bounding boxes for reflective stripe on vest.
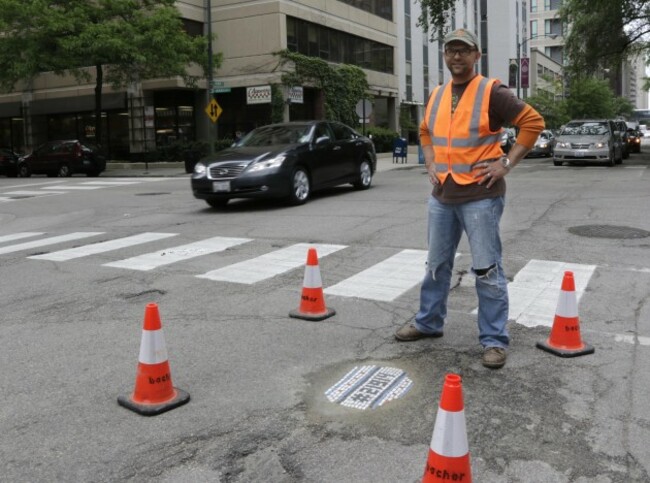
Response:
[425,75,504,184]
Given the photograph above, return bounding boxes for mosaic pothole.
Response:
[325,365,413,410]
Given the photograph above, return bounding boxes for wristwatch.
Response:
[501,157,512,170]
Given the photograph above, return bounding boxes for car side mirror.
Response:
[315,135,330,145]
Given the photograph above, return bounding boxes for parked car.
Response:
[612,119,630,159]
[553,120,622,167]
[0,148,21,177]
[500,128,516,153]
[191,121,377,207]
[18,140,106,177]
[627,128,642,153]
[526,129,555,157]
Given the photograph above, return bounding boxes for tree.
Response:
[415,0,457,40]
[560,0,649,77]
[0,0,219,145]
[564,77,629,119]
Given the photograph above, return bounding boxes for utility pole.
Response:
[206,0,215,155]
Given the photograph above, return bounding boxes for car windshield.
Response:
[561,122,608,136]
[238,125,313,147]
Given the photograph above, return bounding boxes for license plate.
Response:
[575,151,584,157]
[212,181,230,192]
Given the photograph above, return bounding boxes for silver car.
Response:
[553,120,622,166]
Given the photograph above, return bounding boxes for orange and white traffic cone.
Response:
[422,374,471,483]
[118,303,190,416]
[289,247,335,321]
[536,271,594,357]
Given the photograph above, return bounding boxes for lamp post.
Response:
[516,33,558,99]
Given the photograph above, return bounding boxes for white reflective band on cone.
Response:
[138,330,169,364]
[430,407,469,457]
[555,290,578,318]
[302,265,323,289]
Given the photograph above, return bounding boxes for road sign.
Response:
[212,87,231,94]
[205,99,222,123]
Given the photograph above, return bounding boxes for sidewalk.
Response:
[104,151,425,177]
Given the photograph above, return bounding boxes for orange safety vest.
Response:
[425,75,504,185]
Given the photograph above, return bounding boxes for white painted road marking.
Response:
[0,232,44,244]
[29,233,178,261]
[0,232,104,255]
[197,242,347,284]
[103,236,252,271]
[507,259,596,328]
[324,249,428,302]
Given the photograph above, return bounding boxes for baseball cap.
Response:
[443,29,480,50]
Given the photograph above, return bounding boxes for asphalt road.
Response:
[1,148,649,482]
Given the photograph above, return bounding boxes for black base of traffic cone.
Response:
[118,388,190,416]
[536,340,595,358]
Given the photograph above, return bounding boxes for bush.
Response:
[366,126,400,152]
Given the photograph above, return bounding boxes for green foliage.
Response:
[276,50,369,127]
[0,0,217,91]
[415,0,457,41]
[366,126,400,152]
[560,0,647,77]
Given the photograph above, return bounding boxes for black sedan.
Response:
[0,148,21,177]
[191,121,377,208]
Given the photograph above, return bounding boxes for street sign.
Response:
[205,99,222,123]
[212,87,231,94]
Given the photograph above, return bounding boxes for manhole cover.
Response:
[568,225,650,239]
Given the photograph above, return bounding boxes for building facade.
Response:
[0,0,399,159]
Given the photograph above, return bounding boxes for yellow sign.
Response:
[205,99,222,123]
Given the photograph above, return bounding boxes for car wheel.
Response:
[17,163,31,177]
[288,167,310,205]
[206,199,229,209]
[553,159,562,166]
[353,159,373,190]
[57,164,72,177]
[607,151,615,167]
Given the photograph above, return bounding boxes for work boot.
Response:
[394,323,443,342]
[482,347,507,369]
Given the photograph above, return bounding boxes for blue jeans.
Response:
[414,195,509,348]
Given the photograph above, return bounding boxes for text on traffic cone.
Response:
[289,247,335,321]
[536,271,594,357]
[118,303,190,416]
[422,374,471,482]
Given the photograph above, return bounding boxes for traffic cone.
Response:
[422,374,471,483]
[536,271,594,357]
[289,247,335,321]
[118,303,190,416]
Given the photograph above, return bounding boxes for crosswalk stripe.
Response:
[80,181,140,186]
[1,190,65,196]
[507,259,596,327]
[324,249,428,302]
[39,185,103,190]
[197,243,347,284]
[28,233,178,261]
[103,236,252,271]
[0,232,104,255]
[0,232,44,244]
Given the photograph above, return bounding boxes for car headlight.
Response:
[537,142,548,148]
[194,162,207,175]
[593,142,608,149]
[556,142,569,148]
[247,155,286,172]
